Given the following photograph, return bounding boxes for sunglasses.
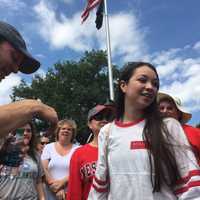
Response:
[40,141,49,145]
[92,111,115,122]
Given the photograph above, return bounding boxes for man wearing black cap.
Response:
[0,21,58,137]
[0,21,40,79]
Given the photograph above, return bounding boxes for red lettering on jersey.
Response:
[130,141,149,149]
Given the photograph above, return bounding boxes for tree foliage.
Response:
[11,50,120,143]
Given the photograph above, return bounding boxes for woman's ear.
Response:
[120,80,127,93]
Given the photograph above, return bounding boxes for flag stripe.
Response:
[81,0,102,23]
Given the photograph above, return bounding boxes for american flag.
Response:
[81,0,102,23]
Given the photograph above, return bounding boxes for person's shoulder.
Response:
[163,117,180,126]
[74,143,96,154]
[70,144,88,159]
[72,143,80,148]
[34,151,41,159]
[70,143,81,153]
[43,142,55,151]
[34,151,43,164]
[72,144,85,152]
[162,117,184,135]
[78,143,91,151]
[183,124,200,134]
[101,122,113,132]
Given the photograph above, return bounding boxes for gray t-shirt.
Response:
[0,154,44,200]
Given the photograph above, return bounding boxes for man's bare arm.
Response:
[0,99,58,138]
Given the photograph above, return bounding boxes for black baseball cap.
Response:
[0,21,40,74]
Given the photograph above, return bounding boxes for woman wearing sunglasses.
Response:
[0,122,45,200]
[67,104,115,200]
[36,135,50,155]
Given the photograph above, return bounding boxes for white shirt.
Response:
[88,118,200,200]
[41,142,79,199]
[41,142,79,179]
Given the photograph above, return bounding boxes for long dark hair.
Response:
[116,62,181,192]
[27,121,38,162]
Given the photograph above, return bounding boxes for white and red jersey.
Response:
[88,118,200,200]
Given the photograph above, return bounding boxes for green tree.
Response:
[11,50,119,143]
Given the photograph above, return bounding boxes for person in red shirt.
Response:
[66,104,115,200]
[157,92,200,165]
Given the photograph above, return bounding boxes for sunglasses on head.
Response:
[92,111,115,122]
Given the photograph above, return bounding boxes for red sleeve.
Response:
[183,125,200,165]
[67,150,83,200]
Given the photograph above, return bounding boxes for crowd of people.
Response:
[0,21,200,200]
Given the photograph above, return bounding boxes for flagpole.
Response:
[103,0,114,101]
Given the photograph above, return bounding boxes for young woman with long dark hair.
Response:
[88,62,200,199]
[0,121,45,199]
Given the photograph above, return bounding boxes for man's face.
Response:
[0,41,24,81]
[159,99,180,120]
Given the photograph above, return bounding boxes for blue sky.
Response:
[0,0,200,125]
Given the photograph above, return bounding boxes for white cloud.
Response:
[60,0,73,3]
[193,41,200,51]
[183,44,191,50]
[152,48,181,65]
[0,71,43,105]
[0,0,26,11]
[156,58,182,79]
[34,68,46,79]
[35,54,46,59]
[0,74,21,105]
[33,1,92,51]
[98,12,147,61]
[33,1,147,62]
[155,47,200,112]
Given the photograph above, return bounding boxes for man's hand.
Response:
[0,99,58,138]
[32,100,58,126]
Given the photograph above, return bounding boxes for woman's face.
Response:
[159,100,180,120]
[22,124,32,145]
[37,136,49,153]
[58,123,73,143]
[120,65,159,110]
